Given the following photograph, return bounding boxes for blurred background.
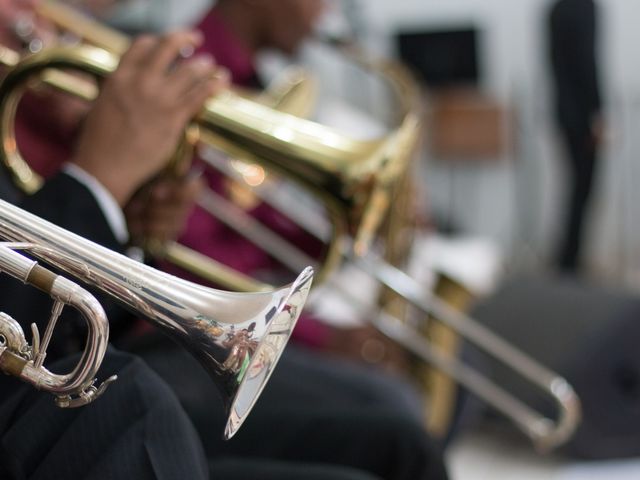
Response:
[107,0,640,285]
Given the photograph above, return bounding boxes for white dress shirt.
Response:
[62,162,129,244]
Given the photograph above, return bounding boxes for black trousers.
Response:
[0,349,388,480]
[0,349,209,480]
[209,459,380,480]
[556,125,599,272]
[133,337,449,480]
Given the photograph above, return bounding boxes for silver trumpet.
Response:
[0,243,114,408]
[0,198,314,439]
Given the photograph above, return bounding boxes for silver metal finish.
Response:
[0,199,314,438]
[0,243,114,407]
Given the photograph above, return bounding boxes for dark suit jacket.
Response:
[549,0,602,134]
[0,176,214,480]
[0,171,20,205]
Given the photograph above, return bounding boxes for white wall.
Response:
[111,0,640,282]
[341,0,640,282]
[356,0,640,97]
[112,0,640,97]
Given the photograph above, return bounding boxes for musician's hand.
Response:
[125,174,204,246]
[71,31,229,206]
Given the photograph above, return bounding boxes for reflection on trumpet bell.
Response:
[0,199,314,439]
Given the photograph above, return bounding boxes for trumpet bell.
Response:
[218,266,314,438]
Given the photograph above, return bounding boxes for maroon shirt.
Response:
[15,92,77,179]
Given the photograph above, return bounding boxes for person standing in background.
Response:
[549,0,604,273]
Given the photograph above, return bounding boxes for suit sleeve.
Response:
[20,172,124,251]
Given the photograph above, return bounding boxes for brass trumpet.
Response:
[0,41,415,279]
[0,199,314,439]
